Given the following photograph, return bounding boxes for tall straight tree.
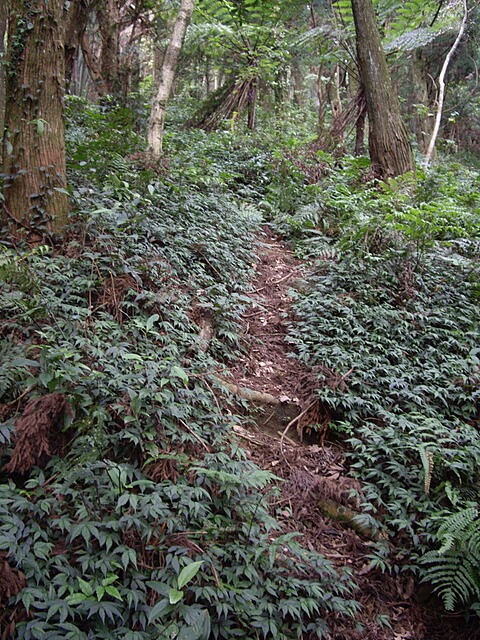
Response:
[2,0,69,239]
[0,0,9,167]
[350,0,414,179]
[147,0,195,160]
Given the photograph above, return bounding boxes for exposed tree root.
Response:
[317,497,381,541]
[212,377,280,405]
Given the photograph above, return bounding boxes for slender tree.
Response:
[351,0,414,178]
[147,0,195,159]
[2,0,69,239]
[424,0,468,167]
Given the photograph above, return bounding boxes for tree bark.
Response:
[64,0,99,89]
[351,0,414,179]
[147,0,195,160]
[152,13,174,86]
[2,0,69,239]
[81,30,109,95]
[354,91,367,156]
[409,51,434,155]
[0,0,9,167]
[96,0,120,95]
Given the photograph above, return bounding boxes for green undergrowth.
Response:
[0,106,359,639]
[277,158,480,615]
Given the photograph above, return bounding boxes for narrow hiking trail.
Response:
[229,226,307,412]
[224,226,474,640]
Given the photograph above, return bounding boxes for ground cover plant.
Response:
[277,159,480,616]
[3,0,480,635]
[0,104,360,639]
[2,90,480,638]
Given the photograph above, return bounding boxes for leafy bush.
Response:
[1,117,359,638]
[281,161,480,612]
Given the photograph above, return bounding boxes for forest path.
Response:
[229,225,307,411]
[222,225,458,640]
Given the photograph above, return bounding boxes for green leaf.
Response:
[170,365,189,385]
[147,598,172,623]
[169,588,184,604]
[123,353,144,361]
[78,578,93,597]
[9,358,39,368]
[146,313,160,331]
[146,581,170,596]
[66,593,87,605]
[177,561,204,589]
[36,119,45,135]
[105,586,122,601]
[95,586,105,601]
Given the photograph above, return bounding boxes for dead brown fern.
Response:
[0,554,26,603]
[0,554,26,640]
[99,274,140,322]
[4,393,68,474]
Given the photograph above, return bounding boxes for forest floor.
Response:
[223,226,478,640]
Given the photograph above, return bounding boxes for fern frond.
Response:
[420,507,480,610]
[108,152,130,174]
[437,506,478,539]
[384,27,441,53]
[332,0,354,26]
[293,24,348,49]
[419,445,434,494]
[385,0,465,52]
[0,247,35,291]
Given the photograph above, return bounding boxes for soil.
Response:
[226,225,480,640]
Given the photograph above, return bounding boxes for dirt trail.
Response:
[229,225,305,402]
[228,226,326,442]
[225,226,476,640]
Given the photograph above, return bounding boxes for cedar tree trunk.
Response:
[2,0,69,239]
[65,0,99,89]
[147,0,195,160]
[410,51,434,155]
[96,0,121,95]
[351,0,414,178]
[0,0,9,165]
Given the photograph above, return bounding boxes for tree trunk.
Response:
[96,0,120,95]
[351,0,414,179]
[64,0,99,90]
[291,60,304,106]
[355,92,367,156]
[153,13,175,86]
[410,51,434,155]
[81,30,109,95]
[424,0,468,168]
[147,0,195,160]
[0,0,9,167]
[2,0,69,239]
[247,78,257,130]
[316,66,329,137]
